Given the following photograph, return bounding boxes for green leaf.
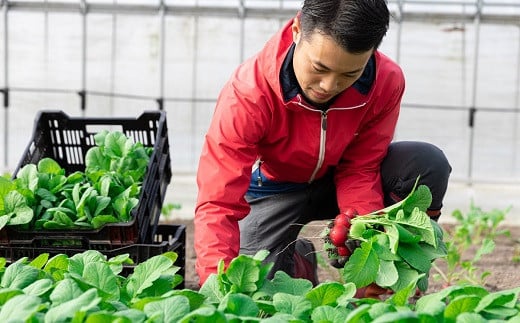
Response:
[389,262,422,292]
[15,164,38,192]
[81,262,120,302]
[45,288,101,323]
[397,242,432,273]
[375,260,398,287]
[345,304,372,322]
[423,285,489,309]
[104,131,133,160]
[69,250,107,276]
[272,292,312,320]
[396,208,436,247]
[444,295,481,321]
[36,187,57,202]
[402,184,432,214]
[474,287,520,313]
[481,306,518,318]
[199,274,225,304]
[1,262,40,289]
[4,191,33,225]
[311,305,351,323]
[85,147,110,171]
[414,299,445,320]
[394,223,421,243]
[0,294,42,322]
[372,234,401,261]
[50,278,84,306]
[91,215,119,229]
[473,238,495,262]
[125,255,174,299]
[305,281,345,307]
[388,272,424,307]
[23,279,54,297]
[0,216,10,231]
[371,311,419,323]
[225,254,261,294]
[343,240,379,288]
[44,254,69,280]
[38,158,64,175]
[0,289,24,306]
[349,221,367,240]
[139,275,179,298]
[455,313,488,323]
[335,282,357,307]
[417,242,447,261]
[368,303,396,319]
[217,293,259,317]
[260,271,313,297]
[384,223,399,254]
[143,295,191,323]
[92,196,111,217]
[84,312,133,323]
[177,306,227,323]
[29,253,49,270]
[0,177,16,212]
[169,289,206,311]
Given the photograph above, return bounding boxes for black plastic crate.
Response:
[3,110,171,245]
[0,224,186,288]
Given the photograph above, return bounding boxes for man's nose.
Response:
[319,75,339,92]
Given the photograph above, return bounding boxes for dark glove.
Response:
[355,283,393,300]
[328,238,362,268]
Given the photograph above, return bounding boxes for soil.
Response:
[169,219,520,293]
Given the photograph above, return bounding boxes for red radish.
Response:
[334,213,351,228]
[337,246,351,257]
[329,225,348,247]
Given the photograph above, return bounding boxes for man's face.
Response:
[292,19,373,105]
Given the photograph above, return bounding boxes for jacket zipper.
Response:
[308,111,327,183]
[293,94,367,183]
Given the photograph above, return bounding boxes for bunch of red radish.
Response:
[327,207,358,257]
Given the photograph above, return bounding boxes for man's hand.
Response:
[324,208,358,268]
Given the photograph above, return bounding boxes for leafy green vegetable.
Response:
[0,250,516,321]
[0,131,151,232]
[342,183,447,293]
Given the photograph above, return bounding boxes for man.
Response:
[194,0,451,297]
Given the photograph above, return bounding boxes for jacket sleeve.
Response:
[194,71,268,285]
[334,67,405,215]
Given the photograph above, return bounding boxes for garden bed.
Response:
[173,219,520,292]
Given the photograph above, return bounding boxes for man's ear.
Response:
[291,14,302,45]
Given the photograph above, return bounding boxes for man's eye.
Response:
[312,66,326,73]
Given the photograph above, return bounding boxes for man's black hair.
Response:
[300,0,390,53]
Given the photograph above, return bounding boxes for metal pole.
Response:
[44,0,49,85]
[109,0,117,115]
[460,3,467,108]
[79,0,87,115]
[2,0,9,171]
[238,0,245,63]
[395,0,404,64]
[157,0,165,110]
[467,0,483,184]
[191,0,199,168]
[512,25,520,176]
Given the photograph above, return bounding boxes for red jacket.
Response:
[194,17,405,285]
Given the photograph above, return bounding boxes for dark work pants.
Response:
[238,141,452,280]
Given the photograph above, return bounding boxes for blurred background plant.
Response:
[432,203,512,286]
